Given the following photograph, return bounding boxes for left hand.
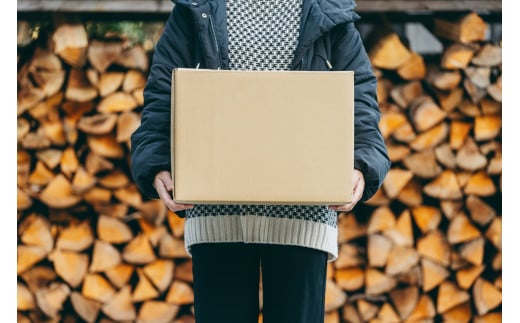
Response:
[329,169,365,212]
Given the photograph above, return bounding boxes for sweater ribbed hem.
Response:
[184,215,338,262]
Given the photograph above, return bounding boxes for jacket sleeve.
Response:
[330,22,391,201]
[130,5,196,199]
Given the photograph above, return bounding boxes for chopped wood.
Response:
[409,96,447,132]
[485,217,501,250]
[487,75,502,102]
[97,215,133,244]
[133,268,160,302]
[19,213,54,253]
[466,195,496,226]
[411,205,442,233]
[395,264,422,286]
[39,174,81,209]
[364,187,391,206]
[473,278,502,315]
[474,115,501,141]
[20,265,57,294]
[324,311,340,323]
[385,246,419,276]
[433,12,488,43]
[396,179,424,207]
[123,70,147,93]
[456,171,472,188]
[86,68,99,87]
[365,268,397,295]
[49,249,88,288]
[166,280,195,305]
[65,68,98,102]
[55,220,94,251]
[464,171,497,196]
[105,263,134,289]
[98,71,125,97]
[427,68,462,91]
[437,281,470,313]
[397,52,426,80]
[158,233,190,259]
[101,285,136,321]
[392,120,417,143]
[334,244,364,270]
[342,303,362,323]
[70,292,102,323]
[137,301,180,323]
[456,265,485,289]
[492,251,501,271]
[382,168,413,199]
[117,111,141,143]
[167,211,186,238]
[383,209,414,247]
[455,138,487,171]
[87,135,125,159]
[97,91,138,114]
[83,186,112,205]
[448,213,482,244]
[114,184,143,208]
[441,302,472,323]
[406,294,436,322]
[367,234,393,267]
[374,302,401,323]
[390,81,423,109]
[464,77,487,103]
[337,213,367,243]
[403,149,442,178]
[458,99,482,117]
[357,299,379,322]
[465,66,491,88]
[472,44,502,67]
[435,87,464,112]
[480,98,501,115]
[409,122,449,151]
[421,258,450,292]
[424,170,463,200]
[93,202,129,219]
[386,144,411,162]
[18,187,33,211]
[459,237,485,266]
[367,206,395,234]
[77,113,118,135]
[89,240,122,272]
[115,45,149,72]
[451,251,470,271]
[474,313,502,323]
[367,27,412,70]
[389,286,419,320]
[87,39,124,73]
[378,110,407,139]
[487,151,502,175]
[82,273,117,303]
[143,259,175,293]
[450,120,473,150]
[35,282,71,319]
[123,234,156,265]
[72,166,97,194]
[17,245,47,275]
[324,279,348,312]
[85,151,114,175]
[18,282,36,310]
[52,23,88,67]
[22,129,51,150]
[417,230,451,266]
[335,267,364,291]
[441,43,476,69]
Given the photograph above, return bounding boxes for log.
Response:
[411,206,441,233]
[472,44,502,67]
[397,52,426,80]
[447,213,482,244]
[51,23,88,67]
[34,282,70,319]
[82,273,116,303]
[409,96,447,132]
[357,300,379,322]
[382,168,413,199]
[137,301,180,323]
[101,285,136,321]
[389,286,419,320]
[18,282,36,311]
[450,120,473,150]
[455,137,487,171]
[473,278,502,315]
[97,215,133,244]
[166,280,195,305]
[87,39,124,73]
[105,263,134,289]
[367,30,412,70]
[485,217,502,250]
[396,179,424,207]
[65,68,98,102]
[424,170,463,200]
[456,265,485,289]
[417,230,451,266]
[132,268,159,302]
[77,113,118,135]
[373,302,401,322]
[441,43,476,69]
[421,258,450,292]
[433,12,488,43]
[324,280,347,312]
[383,209,414,247]
[437,281,470,313]
[17,245,47,275]
[367,234,392,268]
[70,292,102,323]
[402,149,442,179]
[123,234,156,265]
[335,268,365,291]
[385,246,419,276]
[143,259,175,293]
[89,240,122,272]
[409,122,449,151]
[39,174,82,209]
[406,294,436,322]
[337,213,367,243]
[441,302,472,322]
[365,268,397,295]
[459,237,485,266]
[49,249,88,288]
[463,171,497,196]
[19,213,54,253]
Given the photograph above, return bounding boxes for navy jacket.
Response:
[131,0,391,202]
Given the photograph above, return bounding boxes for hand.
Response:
[153,170,194,212]
[329,169,365,213]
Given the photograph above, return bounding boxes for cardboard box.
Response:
[171,68,354,205]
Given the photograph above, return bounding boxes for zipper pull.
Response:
[325,59,333,70]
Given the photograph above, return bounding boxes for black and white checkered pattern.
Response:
[226,0,303,70]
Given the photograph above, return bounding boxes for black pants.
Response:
[190,242,328,323]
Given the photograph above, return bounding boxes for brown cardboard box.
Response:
[171,68,354,205]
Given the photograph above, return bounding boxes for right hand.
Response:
[153,170,194,212]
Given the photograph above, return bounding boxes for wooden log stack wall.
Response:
[17,11,502,322]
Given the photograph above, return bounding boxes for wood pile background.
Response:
[17,11,502,323]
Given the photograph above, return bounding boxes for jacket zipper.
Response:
[207,14,221,69]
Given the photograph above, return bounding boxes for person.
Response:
[130,0,390,322]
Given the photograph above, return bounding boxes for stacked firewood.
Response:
[17,12,501,322]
